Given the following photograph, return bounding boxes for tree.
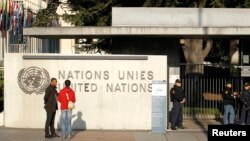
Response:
[62,0,146,26]
[33,0,60,27]
[34,0,250,26]
[229,40,239,64]
[180,39,213,74]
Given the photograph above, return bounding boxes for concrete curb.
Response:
[0,112,3,126]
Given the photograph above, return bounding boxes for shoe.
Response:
[51,134,60,137]
[177,126,185,129]
[45,134,52,138]
[171,127,177,130]
[68,134,72,139]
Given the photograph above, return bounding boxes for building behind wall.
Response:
[21,7,250,83]
[0,0,48,61]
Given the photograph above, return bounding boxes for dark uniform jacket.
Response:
[222,87,235,106]
[170,85,185,102]
[240,89,250,108]
[44,85,58,112]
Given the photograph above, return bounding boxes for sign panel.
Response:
[152,80,167,133]
[243,55,249,64]
[241,67,250,77]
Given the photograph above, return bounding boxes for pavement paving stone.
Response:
[0,127,208,141]
[134,132,167,141]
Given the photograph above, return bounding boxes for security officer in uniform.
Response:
[170,79,185,130]
[239,82,250,125]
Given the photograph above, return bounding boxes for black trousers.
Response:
[239,105,250,124]
[171,102,183,127]
[45,111,56,136]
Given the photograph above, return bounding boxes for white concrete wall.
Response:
[4,54,167,129]
[112,8,250,27]
[0,112,3,126]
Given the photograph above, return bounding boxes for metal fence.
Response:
[8,35,60,53]
[180,64,241,119]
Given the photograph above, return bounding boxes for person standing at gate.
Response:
[222,81,238,125]
[44,78,60,138]
[239,83,250,125]
[58,80,76,139]
[170,79,185,130]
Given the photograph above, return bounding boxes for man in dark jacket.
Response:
[239,83,250,125]
[222,81,237,125]
[170,79,185,130]
[44,78,60,138]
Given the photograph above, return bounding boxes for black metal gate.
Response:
[180,64,241,119]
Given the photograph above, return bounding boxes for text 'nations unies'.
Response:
[57,70,154,93]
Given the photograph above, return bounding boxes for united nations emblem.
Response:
[17,67,50,94]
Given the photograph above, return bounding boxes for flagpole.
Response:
[6,30,8,53]
[1,36,3,58]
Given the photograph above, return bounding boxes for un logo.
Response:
[17,67,50,94]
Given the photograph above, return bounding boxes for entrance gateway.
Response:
[4,54,167,130]
[19,7,250,130]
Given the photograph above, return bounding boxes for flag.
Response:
[13,2,18,35]
[9,0,13,31]
[26,9,33,27]
[9,0,13,16]
[0,0,3,14]
[0,0,3,32]
[1,0,7,37]
[18,3,24,42]
[0,14,2,32]
[23,5,27,27]
[6,0,10,31]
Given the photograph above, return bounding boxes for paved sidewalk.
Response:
[0,115,216,141]
[0,128,164,141]
[0,127,207,141]
[166,130,207,141]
